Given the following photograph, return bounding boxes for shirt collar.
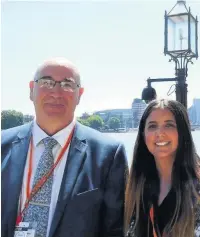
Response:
[32,119,76,148]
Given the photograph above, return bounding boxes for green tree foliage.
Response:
[23,114,34,123]
[1,110,24,129]
[86,115,104,130]
[80,112,90,119]
[77,118,90,127]
[108,117,120,130]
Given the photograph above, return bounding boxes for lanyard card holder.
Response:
[14,221,37,237]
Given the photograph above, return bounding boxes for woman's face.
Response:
[144,108,178,163]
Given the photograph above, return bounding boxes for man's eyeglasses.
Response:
[35,76,81,92]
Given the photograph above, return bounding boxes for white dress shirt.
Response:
[20,119,76,237]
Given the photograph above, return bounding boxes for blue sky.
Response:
[1,0,200,117]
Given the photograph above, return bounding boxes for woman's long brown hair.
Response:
[124,99,200,237]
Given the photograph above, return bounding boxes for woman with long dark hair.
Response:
[125,99,200,237]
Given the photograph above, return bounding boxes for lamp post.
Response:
[141,0,198,108]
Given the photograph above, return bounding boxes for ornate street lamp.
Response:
[142,0,198,107]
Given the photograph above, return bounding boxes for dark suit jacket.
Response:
[1,122,128,237]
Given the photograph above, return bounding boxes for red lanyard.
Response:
[16,127,75,225]
[150,206,158,237]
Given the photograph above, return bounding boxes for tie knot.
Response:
[42,137,58,150]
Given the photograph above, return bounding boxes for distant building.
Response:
[188,98,200,125]
[132,98,147,127]
[93,99,147,129]
[85,97,200,129]
[94,109,133,128]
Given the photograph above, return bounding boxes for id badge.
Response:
[14,222,37,237]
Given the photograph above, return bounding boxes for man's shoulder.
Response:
[1,123,32,146]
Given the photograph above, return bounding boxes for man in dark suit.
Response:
[1,58,128,237]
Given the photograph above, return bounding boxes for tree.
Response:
[23,114,34,123]
[80,112,90,120]
[1,110,24,129]
[108,117,120,130]
[77,118,90,127]
[86,115,104,130]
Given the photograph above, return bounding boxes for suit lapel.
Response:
[49,123,88,237]
[6,123,33,233]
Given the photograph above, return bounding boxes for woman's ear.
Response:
[142,131,146,142]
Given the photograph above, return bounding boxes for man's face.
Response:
[30,64,84,126]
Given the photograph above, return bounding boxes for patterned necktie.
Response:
[23,137,58,237]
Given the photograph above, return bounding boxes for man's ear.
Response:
[29,81,34,101]
[77,87,84,105]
